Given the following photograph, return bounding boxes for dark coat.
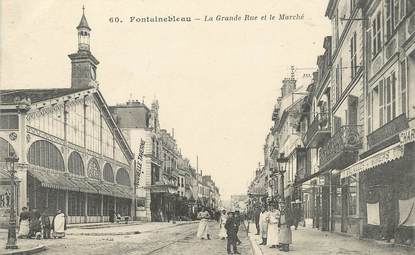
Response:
[225,217,239,236]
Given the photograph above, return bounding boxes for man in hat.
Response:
[225,211,240,254]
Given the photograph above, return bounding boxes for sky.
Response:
[0,0,330,201]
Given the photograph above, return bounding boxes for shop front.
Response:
[148,184,178,222]
[345,126,415,245]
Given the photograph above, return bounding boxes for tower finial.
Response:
[82,5,85,15]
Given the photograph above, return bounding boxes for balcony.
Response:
[319,125,363,171]
[363,114,408,158]
[304,113,331,148]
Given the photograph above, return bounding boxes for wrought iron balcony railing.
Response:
[304,113,330,148]
[319,125,363,171]
[367,113,408,151]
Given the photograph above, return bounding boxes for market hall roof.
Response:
[0,88,88,105]
[0,87,134,161]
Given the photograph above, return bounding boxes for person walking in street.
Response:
[278,203,292,252]
[52,209,66,238]
[234,210,242,245]
[196,207,211,240]
[219,209,228,240]
[259,206,269,245]
[41,208,51,239]
[18,206,30,238]
[225,211,240,254]
[254,207,261,235]
[292,204,301,230]
[267,203,280,248]
[28,208,41,239]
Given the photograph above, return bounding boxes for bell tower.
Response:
[68,6,99,89]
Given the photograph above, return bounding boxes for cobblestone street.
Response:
[0,221,253,255]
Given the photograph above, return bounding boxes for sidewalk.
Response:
[245,221,414,255]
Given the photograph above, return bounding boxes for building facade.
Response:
[0,12,135,225]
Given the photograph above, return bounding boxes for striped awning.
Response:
[69,177,98,194]
[341,143,405,179]
[28,168,79,192]
[87,180,113,196]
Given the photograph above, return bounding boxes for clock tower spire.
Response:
[69,6,99,89]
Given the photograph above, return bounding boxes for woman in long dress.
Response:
[52,209,66,238]
[259,206,269,245]
[18,207,30,238]
[196,208,210,240]
[218,209,228,239]
[267,204,280,248]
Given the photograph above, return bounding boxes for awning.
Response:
[341,143,405,179]
[28,168,79,191]
[87,180,113,196]
[112,184,134,199]
[69,177,98,194]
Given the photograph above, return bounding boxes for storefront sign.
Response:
[399,127,415,145]
[134,139,146,187]
[340,143,404,179]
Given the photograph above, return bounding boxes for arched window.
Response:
[68,151,84,176]
[116,168,130,186]
[103,163,114,183]
[0,138,16,162]
[27,140,64,171]
[87,158,101,180]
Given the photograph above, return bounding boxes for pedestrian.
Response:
[219,209,228,240]
[52,209,66,238]
[18,206,30,238]
[266,203,280,248]
[254,207,261,235]
[109,209,115,223]
[278,203,292,252]
[196,207,210,240]
[234,210,242,245]
[224,211,240,254]
[41,208,51,239]
[293,205,301,230]
[259,206,269,245]
[29,208,41,239]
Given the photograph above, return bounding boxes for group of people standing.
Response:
[255,202,297,252]
[196,207,243,254]
[18,207,67,240]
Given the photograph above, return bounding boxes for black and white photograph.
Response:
[0,0,414,254]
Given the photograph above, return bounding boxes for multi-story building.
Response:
[109,99,163,221]
[298,38,332,231]
[351,0,415,244]
[296,0,415,245]
[0,11,135,225]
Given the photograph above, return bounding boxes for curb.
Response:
[244,221,263,255]
[67,230,141,236]
[247,234,263,255]
[0,245,47,255]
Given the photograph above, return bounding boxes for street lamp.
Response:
[276,153,289,204]
[5,152,19,250]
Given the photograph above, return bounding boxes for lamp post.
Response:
[276,153,289,204]
[5,153,19,250]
